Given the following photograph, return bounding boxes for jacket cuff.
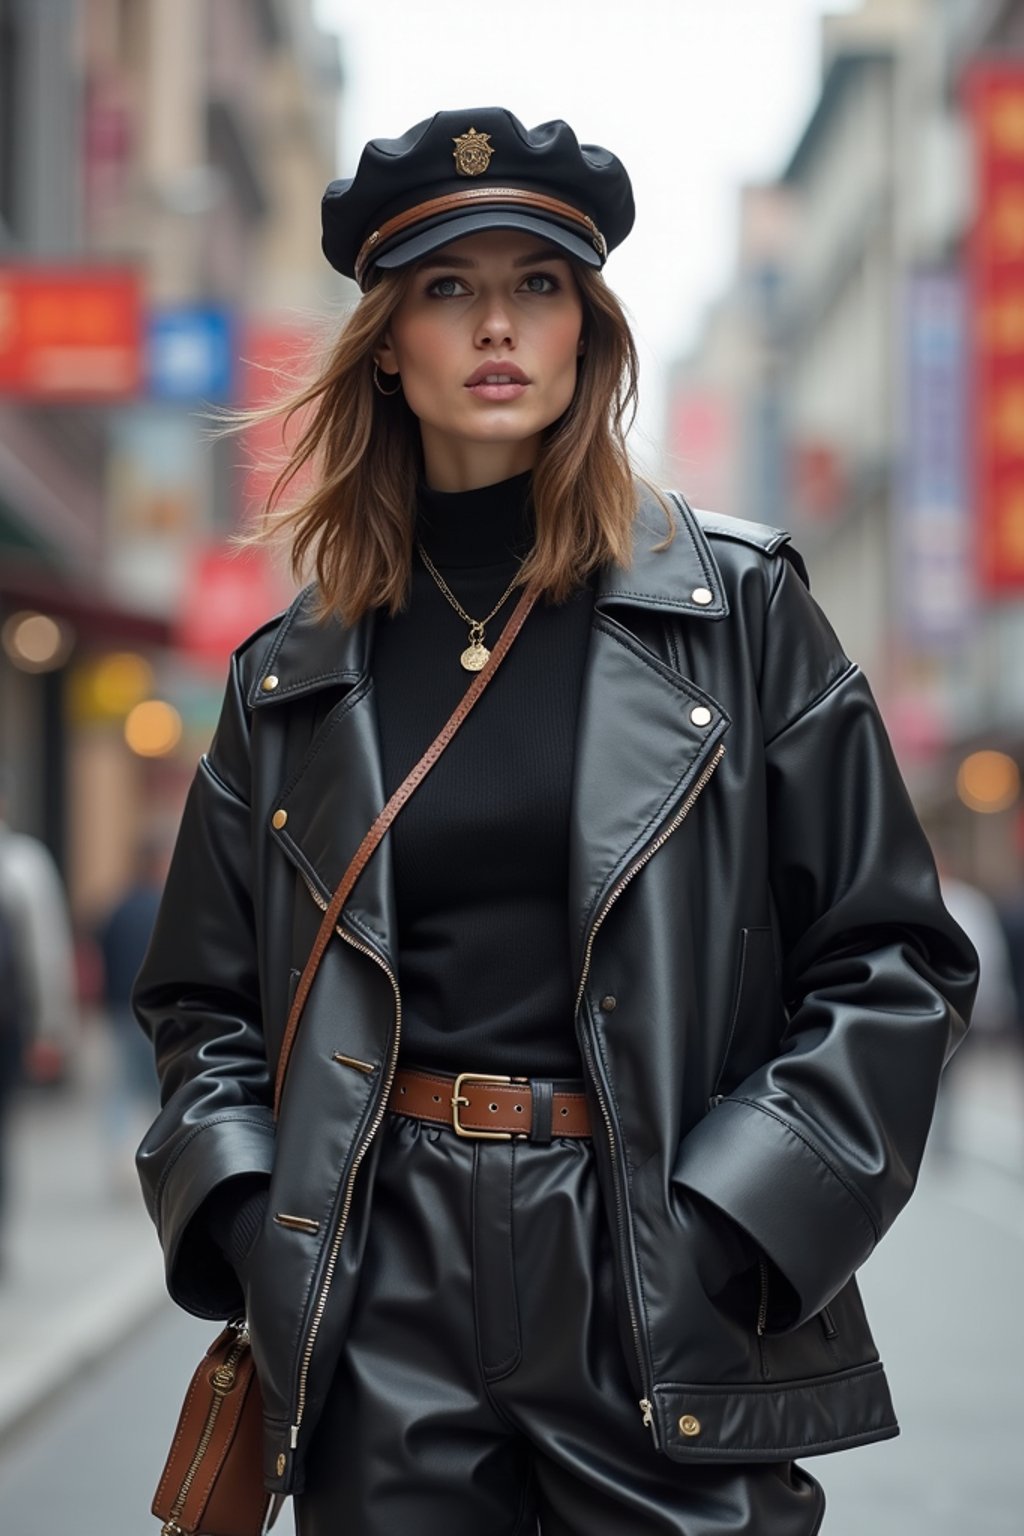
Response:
[674,1097,876,1328]
[145,1110,275,1318]
[204,1176,271,1270]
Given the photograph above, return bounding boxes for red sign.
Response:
[0,266,142,400]
[84,75,134,231]
[791,440,844,523]
[666,387,737,512]
[965,65,1024,591]
[176,543,285,674]
[237,324,319,519]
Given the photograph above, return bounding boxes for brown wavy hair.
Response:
[233,260,671,626]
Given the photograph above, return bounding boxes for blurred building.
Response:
[662,182,795,536]
[0,0,346,937]
[664,0,1024,890]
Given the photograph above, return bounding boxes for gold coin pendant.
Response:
[460,642,490,672]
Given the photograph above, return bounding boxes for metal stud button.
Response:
[261,674,280,692]
[691,587,713,606]
[678,1414,702,1437]
[601,995,617,1012]
[276,1452,286,1477]
[272,809,288,830]
[690,706,712,727]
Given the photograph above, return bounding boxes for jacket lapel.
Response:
[249,597,399,970]
[567,492,731,976]
[248,491,730,981]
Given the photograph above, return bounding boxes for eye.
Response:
[520,272,559,294]
[426,275,469,298]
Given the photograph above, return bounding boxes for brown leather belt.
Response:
[388,1067,592,1142]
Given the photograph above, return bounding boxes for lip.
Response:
[464,362,530,387]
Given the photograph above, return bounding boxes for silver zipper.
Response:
[285,738,724,1450]
[756,1254,770,1378]
[573,740,726,1437]
[290,870,402,1450]
[163,1323,260,1533]
[756,1255,769,1338]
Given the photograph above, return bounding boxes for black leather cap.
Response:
[322,107,635,289]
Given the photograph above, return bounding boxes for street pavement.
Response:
[0,1026,1021,1534]
[0,1015,165,1442]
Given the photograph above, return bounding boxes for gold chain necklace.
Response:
[416,541,525,671]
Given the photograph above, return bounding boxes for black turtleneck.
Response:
[203,473,595,1272]
[370,471,594,1078]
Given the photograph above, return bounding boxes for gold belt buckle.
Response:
[451,1072,513,1140]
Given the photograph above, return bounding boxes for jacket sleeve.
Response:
[133,649,274,1319]
[675,551,978,1328]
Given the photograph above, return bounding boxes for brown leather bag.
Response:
[152,586,537,1535]
[153,1325,272,1536]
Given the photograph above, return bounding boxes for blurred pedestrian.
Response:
[996,883,1024,1052]
[0,768,78,1086]
[95,836,164,1196]
[134,107,977,1534]
[0,888,28,1278]
[939,869,1016,1038]
[931,850,1016,1160]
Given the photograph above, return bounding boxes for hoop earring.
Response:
[373,362,402,397]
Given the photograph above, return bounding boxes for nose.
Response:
[474,294,515,349]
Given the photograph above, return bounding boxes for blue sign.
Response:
[899,271,973,647]
[146,307,235,402]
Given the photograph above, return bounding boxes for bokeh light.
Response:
[955,750,1021,814]
[124,699,183,758]
[91,651,154,715]
[1,610,73,671]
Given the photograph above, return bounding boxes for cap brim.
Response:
[371,209,603,277]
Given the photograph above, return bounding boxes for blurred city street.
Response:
[0,1032,1021,1536]
[0,1016,164,1442]
[2,1,1024,1533]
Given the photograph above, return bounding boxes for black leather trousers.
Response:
[296,1111,826,1536]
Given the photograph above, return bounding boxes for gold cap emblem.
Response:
[452,128,494,177]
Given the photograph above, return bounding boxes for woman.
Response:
[134,109,977,1535]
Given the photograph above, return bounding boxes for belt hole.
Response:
[514,1104,523,1112]
[489,1103,498,1112]
[432,1093,440,1102]
[560,1106,569,1117]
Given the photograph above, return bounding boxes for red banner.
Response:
[665,387,737,514]
[791,440,845,523]
[965,65,1024,591]
[176,543,284,674]
[0,266,142,400]
[237,323,320,519]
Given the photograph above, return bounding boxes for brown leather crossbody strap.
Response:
[272,583,538,1115]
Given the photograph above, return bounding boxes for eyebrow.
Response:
[414,246,570,272]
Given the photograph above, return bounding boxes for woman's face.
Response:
[375,229,585,490]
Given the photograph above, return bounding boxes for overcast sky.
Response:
[313,0,857,471]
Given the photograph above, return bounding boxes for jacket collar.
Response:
[248,488,725,709]
[597,488,727,620]
[247,590,371,711]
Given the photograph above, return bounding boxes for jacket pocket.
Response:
[756,1256,770,1379]
[711,927,783,1100]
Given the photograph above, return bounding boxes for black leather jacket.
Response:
[134,492,976,1495]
